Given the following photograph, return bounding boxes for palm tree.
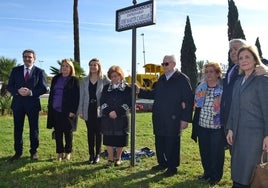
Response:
[73,0,80,65]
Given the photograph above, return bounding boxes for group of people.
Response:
[6,40,268,187]
[192,39,268,187]
[6,50,131,168]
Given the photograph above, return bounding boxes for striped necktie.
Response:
[24,68,30,81]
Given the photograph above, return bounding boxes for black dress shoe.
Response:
[88,155,94,164]
[31,153,38,160]
[93,154,100,164]
[209,179,219,186]
[198,174,210,181]
[151,165,167,171]
[163,168,177,177]
[7,154,22,162]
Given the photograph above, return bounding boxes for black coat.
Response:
[100,82,132,136]
[220,64,239,127]
[47,74,80,131]
[138,70,194,136]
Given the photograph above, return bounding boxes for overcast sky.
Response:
[1,0,268,75]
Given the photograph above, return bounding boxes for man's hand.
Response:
[18,87,31,96]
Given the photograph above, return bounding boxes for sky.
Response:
[1,0,268,76]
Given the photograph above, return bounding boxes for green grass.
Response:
[0,113,232,188]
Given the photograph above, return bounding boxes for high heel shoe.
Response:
[94,154,100,164]
[65,153,71,160]
[57,153,63,161]
[89,155,94,164]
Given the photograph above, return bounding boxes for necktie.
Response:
[24,68,30,81]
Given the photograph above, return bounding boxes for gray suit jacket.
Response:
[226,74,268,185]
[78,75,110,121]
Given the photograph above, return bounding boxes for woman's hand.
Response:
[226,130,233,145]
[69,112,76,118]
[263,136,268,151]
[109,111,117,119]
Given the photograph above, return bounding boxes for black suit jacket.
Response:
[7,65,47,111]
[47,74,80,130]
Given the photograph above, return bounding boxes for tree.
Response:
[73,0,80,65]
[180,16,198,90]
[227,0,246,67]
[0,56,16,115]
[196,60,208,82]
[232,20,246,40]
[255,37,263,59]
[227,0,239,41]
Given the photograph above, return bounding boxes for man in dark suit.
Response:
[7,49,47,161]
[137,55,194,177]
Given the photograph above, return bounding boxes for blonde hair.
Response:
[237,45,264,74]
[60,59,76,76]
[88,58,103,78]
[204,62,222,78]
[107,65,124,80]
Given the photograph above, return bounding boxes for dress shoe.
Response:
[114,159,121,166]
[31,153,38,160]
[57,153,63,161]
[105,160,114,168]
[198,174,210,181]
[7,154,22,162]
[93,154,100,164]
[208,179,219,186]
[151,165,167,171]
[65,153,71,160]
[163,168,178,177]
[88,155,94,164]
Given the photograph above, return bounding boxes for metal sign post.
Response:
[116,0,155,167]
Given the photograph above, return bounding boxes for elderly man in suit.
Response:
[7,49,47,161]
[137,55,194,177]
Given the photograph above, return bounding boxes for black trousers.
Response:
[13,109,39,155]
[198,126,225,182]
[53,110,73,153]
[86,103,102,156]
[155,135,180,170]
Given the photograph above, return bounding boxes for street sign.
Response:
[116,0,155,32]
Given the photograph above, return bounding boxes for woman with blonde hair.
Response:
[226,46,268,187]
[47,59,80,161]
[78,58,110,164]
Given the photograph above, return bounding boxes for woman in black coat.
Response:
[100,65,131,167]
[47,59,80,161]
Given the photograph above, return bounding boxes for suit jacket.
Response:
[220,64,239,127]
[7,65,47,111]
[138,70,194,136]
[47,74,80,130]
[226,74,268,185]
[78,75,110,120]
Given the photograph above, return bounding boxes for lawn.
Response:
[0,111,232,188]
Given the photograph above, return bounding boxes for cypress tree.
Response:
[255,37,263,59]
[180,16,198,90]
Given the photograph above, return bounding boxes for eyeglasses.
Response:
[161,62,170,66]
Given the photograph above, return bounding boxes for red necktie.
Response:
[24,68,30,81]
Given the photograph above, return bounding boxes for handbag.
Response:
[250,151,268,188]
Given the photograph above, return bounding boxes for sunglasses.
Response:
[161,62,170,66]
